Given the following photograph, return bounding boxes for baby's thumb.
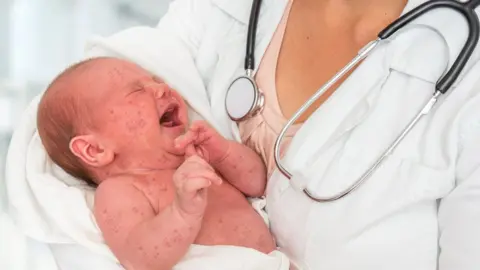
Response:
[185,144,197,157]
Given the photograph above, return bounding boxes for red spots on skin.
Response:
[156,153,169,164]
[137,119,146,128]
[164,239,172,248]
[125,119,146,132]
[132,207,139,214]
[158,183,167,192]
[172,230,183,243]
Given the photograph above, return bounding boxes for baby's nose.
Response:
[153,84,171,99]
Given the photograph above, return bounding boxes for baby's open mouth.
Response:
[159,103,182,127]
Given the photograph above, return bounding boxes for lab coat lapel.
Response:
[282,44,391,172]
[393,0,480,86]
[283,0,480,174]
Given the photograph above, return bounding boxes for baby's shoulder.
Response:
[95,171,175,214]
[94,176,149,209]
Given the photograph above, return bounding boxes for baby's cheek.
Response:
[112,109,148,134]
[125,117,147,133]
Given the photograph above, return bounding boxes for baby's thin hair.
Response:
[37,57,110,187]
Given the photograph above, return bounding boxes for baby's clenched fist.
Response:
[173,155,222,218]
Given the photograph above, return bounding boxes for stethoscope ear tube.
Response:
[379,0,480,94]
[245,0,263,71]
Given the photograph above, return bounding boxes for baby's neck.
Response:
[94,153,184,182]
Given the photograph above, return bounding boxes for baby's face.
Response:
[93,60,189,168]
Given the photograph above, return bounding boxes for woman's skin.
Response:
[276,0,408,123]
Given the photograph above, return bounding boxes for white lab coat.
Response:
[145,0,480,269]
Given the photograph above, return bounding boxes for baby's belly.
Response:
[194,182,276,254]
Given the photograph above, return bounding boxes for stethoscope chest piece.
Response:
[225,75,265,121]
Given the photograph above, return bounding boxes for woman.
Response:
[146,0,480,269]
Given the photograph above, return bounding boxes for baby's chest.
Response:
[136,173,176,214]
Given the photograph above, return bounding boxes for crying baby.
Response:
[36,57,283,270]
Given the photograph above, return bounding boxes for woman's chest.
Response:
[275,6,368,123]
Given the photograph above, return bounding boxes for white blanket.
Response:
[4,26,288,270]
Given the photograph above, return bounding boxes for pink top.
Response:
[238,0,300,177]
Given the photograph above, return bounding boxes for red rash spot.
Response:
[158,184,167,191]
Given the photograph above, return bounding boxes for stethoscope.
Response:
[224,0,480,202]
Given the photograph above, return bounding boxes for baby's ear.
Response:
[69,135,114,167]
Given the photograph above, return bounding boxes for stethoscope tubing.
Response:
[238,0,480,202]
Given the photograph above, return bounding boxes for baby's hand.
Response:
[173,155,223,217]
[175,120,230,164]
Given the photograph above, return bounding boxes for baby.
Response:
[36,57,277,270]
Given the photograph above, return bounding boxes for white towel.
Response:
[4,26,286,270]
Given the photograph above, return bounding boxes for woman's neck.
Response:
[297,0,408,45]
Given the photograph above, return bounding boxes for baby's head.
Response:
[37,57,189,186]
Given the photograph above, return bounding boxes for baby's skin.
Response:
[79,59,277,270]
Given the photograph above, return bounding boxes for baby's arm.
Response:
[94,156,222,270]
[176,121,267,197]
[213,140,267,197]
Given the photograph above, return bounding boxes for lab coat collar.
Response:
[211,0,285,25]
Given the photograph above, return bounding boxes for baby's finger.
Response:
[174,132,196,150]
[184,155,215,171]
[185,144,198,157]
[208,173,223,186]
[187,169,222,187]
[190,122,211,142]
[190,121,207,131]
[182,176,212,194]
